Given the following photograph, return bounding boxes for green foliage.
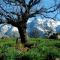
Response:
[0,38,60,60]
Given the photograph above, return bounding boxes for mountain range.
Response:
[0,18,60,38]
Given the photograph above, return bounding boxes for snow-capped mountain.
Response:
[0,18,60,38]
[0,24,19,38]
[27,18,60,37]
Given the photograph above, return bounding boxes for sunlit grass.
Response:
[0,38,60,60]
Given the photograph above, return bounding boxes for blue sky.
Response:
[0,0,60,37]
[0,0,60,26]
[0,0,60,21]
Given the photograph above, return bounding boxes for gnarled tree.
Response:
[0,0,60,46]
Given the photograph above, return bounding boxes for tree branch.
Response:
[28,0,41,10]
[16,0,26,8]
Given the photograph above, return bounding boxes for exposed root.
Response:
[15,42,29,52]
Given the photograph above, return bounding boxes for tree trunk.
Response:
[18,24,27,44]
[16,21,32,48]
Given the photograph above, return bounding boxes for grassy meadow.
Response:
[0,38,60,60]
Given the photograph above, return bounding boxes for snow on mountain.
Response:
[33,19,60,32]
[12,27,18,32]
[27,18,60,37]
[0,24,19,38]
[0,18,60,38]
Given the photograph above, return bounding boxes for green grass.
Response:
[0,38,60,60]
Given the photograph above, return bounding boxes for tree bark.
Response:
[18,24,27,44]
[16,11,29,45]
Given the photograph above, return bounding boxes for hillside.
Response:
[0,38,60,60]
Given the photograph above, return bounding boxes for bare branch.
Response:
[16,0,26,8]
[28,0,41,9]
[28,2,60,19]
